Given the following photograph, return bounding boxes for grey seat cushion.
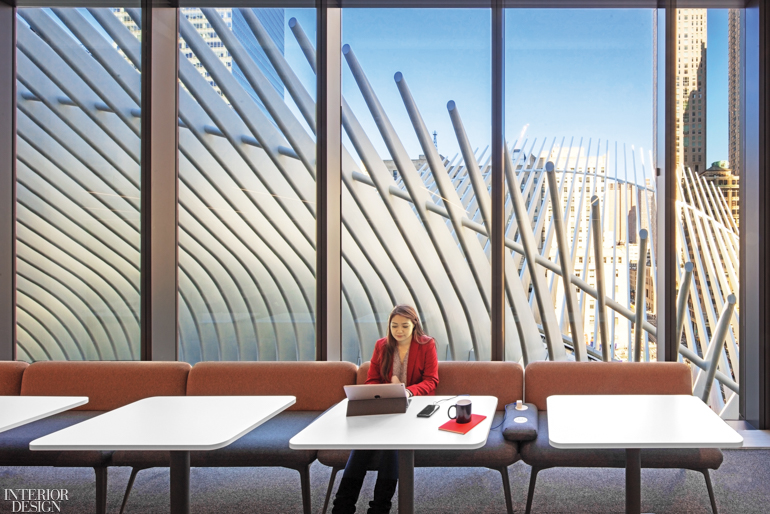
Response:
[319,412,519,470]
[0,411,110,467]
[520,412,723,470]
[112,411,321,470]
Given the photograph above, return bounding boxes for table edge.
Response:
[29,396,296,451]
[0,397,89,436]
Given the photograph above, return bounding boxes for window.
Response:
[15,8,143,361]
[342,8,490,363]
[177,7,316,363]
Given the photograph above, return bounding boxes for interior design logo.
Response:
[3,489,68,512]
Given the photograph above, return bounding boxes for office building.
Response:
[729,9,742,180]
[677,8,707,172]
[702,160,740,228]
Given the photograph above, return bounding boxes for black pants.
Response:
[341,450,399,481]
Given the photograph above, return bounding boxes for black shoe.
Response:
[367,479,398,514]
[332,477,365,514]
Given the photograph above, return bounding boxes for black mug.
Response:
[448,399,472,424]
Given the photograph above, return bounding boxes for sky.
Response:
[287,7,731,171]
[51,7,730,172]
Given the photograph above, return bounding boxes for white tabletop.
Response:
[0,396,88,435]
[547,395,744,450]
[30,396,295,451]
[290,395,497,450]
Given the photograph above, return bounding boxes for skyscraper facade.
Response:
[728,9,741,179]
[232,8,284,108]
[676,9,707,173]
[113,8,284,112]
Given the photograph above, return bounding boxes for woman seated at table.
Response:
[332,304,439,514]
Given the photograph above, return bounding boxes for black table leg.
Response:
[170,450,190,514]
[625,448,641,514]
[398,449,414,514]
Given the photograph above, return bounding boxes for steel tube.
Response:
[591,195,611,361]
[546,162,586,360]
[633,229,648,362]
[701,294,737,403]
[504,146,565,361]
[674,262,694,360]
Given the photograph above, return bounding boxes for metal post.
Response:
[169,450,190,514]
[0,5,15,361]
[625,448,642,514]
[590,195,610,361]
[316,2,341,361]
[701,294,737,403]
[674,262,694,360]
[143,7,179,361]
[545,162,585,361]
[490,0,505,361]
[661,0,679,363]
[633,229,649,362]
[398,450,415,514]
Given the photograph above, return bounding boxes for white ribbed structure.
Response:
[14,9,738,415]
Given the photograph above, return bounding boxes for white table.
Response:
[290,395,497,514]
[0,396,88,434]
[31,395,296,514]
[547,395,744,514]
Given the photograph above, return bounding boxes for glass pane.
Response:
[676,8,740,416]
[177,8,316,363]
[15,8,142,361]
[340,9,491,364]
[505,9,657,364]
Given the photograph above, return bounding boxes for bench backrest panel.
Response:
[357,361,523,411]
[187,361,358,411]
[0,361,28,395]
[20,361,191,411]
[525,361,692,411]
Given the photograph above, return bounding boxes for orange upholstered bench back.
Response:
[357,361,523,411]
[0,361,28,395]
[186,361,358,411]
[20,361,191,411]
[524,361,693,411]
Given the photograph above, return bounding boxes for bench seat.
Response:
[0,411,109,467]
[190,411,319,468]
[6,360,191,514]
[0,361,28,395]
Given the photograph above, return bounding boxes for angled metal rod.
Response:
[633,228,648,362]
[545,161,585,361]
[396,75,491,313]
[505,146,565,361]
[674,261,694,360]
[701,294,737,403]
[590,195,610,361]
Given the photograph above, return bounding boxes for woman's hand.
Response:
[391,375,401,384]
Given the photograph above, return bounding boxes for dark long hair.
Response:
[380,305,425,380]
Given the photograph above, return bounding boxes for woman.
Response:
[332,305,439,514]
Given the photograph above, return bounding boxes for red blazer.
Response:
[366,335,439,396]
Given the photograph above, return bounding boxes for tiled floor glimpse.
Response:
[0,450,768,513]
